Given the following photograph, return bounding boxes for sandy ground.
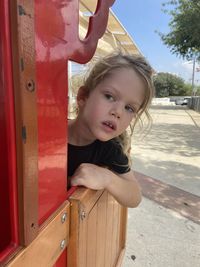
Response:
[122,105,200,267]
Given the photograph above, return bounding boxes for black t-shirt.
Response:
[68,139,130,177]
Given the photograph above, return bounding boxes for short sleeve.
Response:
[100,140,131,174]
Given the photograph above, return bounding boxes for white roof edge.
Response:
[109,9,143,56]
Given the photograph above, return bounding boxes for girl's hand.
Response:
[70,163,110,190]
[71,163,142,208]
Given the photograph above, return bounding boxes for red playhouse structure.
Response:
[0,1,127,266]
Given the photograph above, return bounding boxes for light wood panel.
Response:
[6,201,70,267]
[67,188,127,267]
[86,204,98,267]
[96,192,107,267]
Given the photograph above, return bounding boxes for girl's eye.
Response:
[104,93,114,101]
[125,105,135,113]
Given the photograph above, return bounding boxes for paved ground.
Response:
[122,105,200,267]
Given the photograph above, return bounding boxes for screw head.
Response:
[80,210,86,220]
[60,239,66,249]
[61,212,67,223]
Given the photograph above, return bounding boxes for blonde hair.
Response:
[80,52,155,157]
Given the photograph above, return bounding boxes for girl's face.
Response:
[78,67,145,142]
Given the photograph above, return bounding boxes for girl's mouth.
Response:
[102,121,116,131]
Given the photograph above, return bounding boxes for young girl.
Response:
[68,52,154,208]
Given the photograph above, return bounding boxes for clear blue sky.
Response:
[112,0,199,84]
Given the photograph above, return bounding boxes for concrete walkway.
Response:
[122,105,200,267]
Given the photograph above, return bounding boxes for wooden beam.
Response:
[10,0,38,245]
[6,201,70,267]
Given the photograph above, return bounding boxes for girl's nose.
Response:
[110,105,122,119]
[111,111,120,118]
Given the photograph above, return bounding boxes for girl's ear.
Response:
[77,86,89,107]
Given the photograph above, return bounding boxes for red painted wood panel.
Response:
[54,249,67,267]
[35,0,69,224]
[35,0,115,225]
[0,0,19,262]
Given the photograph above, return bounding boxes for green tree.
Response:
[184,82,192,95]
[159,0,200,60]
[195,85,200,96]
[153,72,187,97]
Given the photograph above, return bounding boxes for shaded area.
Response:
[133,123,200,158]
[135,171,200,225]
[131,105,200,196]
[133,157,200,196]
[150,105,187,111]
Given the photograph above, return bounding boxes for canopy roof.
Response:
[80,0,142,56]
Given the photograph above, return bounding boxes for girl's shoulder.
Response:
[107,138,122,148]
[99,139,130,173]
[100,139,123,153]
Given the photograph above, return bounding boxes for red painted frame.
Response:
[36,0,115,225]
[0,0,19,262]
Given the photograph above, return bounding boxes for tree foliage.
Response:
[159,0,200,60]
[153,72,187,97]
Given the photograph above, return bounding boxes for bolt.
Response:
[80,210,86,220]
[61,212,67,223]
[60,239,66,249]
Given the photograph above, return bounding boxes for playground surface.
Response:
[122,105,200,267]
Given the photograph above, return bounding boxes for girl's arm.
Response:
[70,163,142,208]
[106,170,142,208]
